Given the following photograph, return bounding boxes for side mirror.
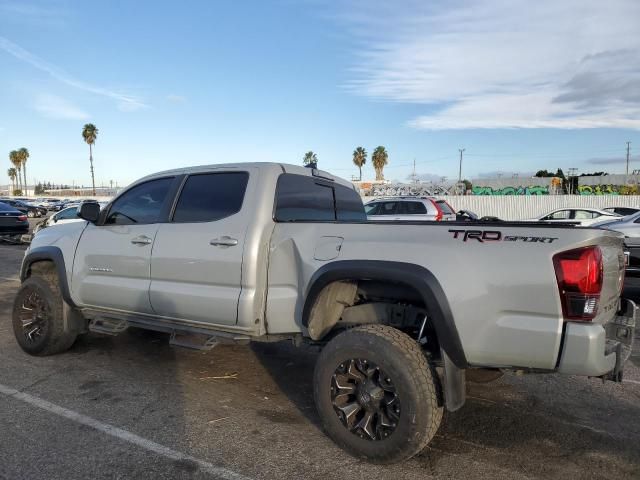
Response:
[78,202,100,223]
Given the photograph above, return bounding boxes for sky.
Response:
[1,0,640,188]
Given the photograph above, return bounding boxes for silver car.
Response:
[365,197,457,221]
[594,212,640,275]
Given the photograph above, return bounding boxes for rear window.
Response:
[274,174,366,222]
[435,200,454,215]
[0,202,15,212]
[173,172,249,223]
[335,184,366,221]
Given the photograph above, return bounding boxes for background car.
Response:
[532,208,619,226]
[33,206,84,235]
[33,206,83,234]
[603,206,640,217]
[0,201,29,237]
[365,197,457,221]
[0,199,46,218]
[593,211,640,276]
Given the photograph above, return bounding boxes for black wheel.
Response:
[27,210,35,218]
[314,325,443,463]
[12,275,78,356]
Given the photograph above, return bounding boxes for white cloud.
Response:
[0,1,68,26]
[33,93,89,120]
[0,36,146,111]
[341,0,640,130]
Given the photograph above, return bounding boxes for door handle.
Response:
[210,236,238,247]
[131,235,152,246]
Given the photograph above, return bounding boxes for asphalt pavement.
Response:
[0,225,639,479]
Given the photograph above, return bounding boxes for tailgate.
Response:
[592,233,626,325]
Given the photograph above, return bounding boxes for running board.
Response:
[169,331,219,351]
[88,317,128,336]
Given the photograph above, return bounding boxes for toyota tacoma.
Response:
[12,162,636,463]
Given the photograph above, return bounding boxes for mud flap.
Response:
[442,349,466,411]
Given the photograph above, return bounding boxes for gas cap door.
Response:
[314,236,344,261]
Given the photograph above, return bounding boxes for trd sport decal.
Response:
[449,229,558,243]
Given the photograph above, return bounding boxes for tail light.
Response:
[17,215,27,221]
[553,246,603,321]
[431,200,443,221]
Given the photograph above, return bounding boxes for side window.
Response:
[574,210,595,219]
[105,177,174,225]
[335,184,366,221]
[57,208,78,220]
[378,202,398,215]
[548,210,570,220]
[399,202,427,215]
[364,203,380,215]
[275,174,335,221]
[172,172,249,223]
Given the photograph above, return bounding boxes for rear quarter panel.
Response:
[268,221,624,369]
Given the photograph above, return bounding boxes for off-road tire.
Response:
[12,274,78,356]
[314,325,443,463]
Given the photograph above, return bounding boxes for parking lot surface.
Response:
[0,237,639,479]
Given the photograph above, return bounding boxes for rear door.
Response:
[71,177,177,313]
[149,170,251,325]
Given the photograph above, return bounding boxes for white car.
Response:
[365,197,457,221]
[533,208,620,226]
[33,206,83,234]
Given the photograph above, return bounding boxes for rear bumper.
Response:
[557,298,636,381]
[0,225,29,235]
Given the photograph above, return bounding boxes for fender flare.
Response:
[20,246,77,308]
[302,260,468,368]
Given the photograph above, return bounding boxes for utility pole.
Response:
[458,148,465,184]
[568,167,578,195]
[626,141,631,176]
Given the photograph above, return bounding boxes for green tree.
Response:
[371,146,388,181]
[303,151,318,167]
[18,147,29,194]
[7,167,17,193]
[9,150,22,191]
[352,146,367,181]
[82,123,99,195]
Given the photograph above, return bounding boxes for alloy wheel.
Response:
[18,289,50,343]
[331,358,401,441]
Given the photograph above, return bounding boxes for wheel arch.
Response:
[21,246,76,308]
[302,260,468,368]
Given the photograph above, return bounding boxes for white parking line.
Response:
[623,379,640,385]
[0,383,251,480]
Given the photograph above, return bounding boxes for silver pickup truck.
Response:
[13,162,636,463]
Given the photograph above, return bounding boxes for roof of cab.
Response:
[135,162,356,190]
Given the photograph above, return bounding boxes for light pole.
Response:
[458,148,465,184]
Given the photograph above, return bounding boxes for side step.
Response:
[169,331,219,351]
[89,317,129,336]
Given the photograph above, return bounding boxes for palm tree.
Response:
[352,147,367,181]
[82,123,98,195]
[18,147,29,194]
[7,167,17,193]
[9,150,22,191]
[371,146,389,181]
[303,151,318,167]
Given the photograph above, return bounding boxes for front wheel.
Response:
[27,210,35,218]
[314,325,443,464]
[12,275,78,355]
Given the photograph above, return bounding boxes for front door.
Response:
[149,170,250,325]
[71,177,176,313]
